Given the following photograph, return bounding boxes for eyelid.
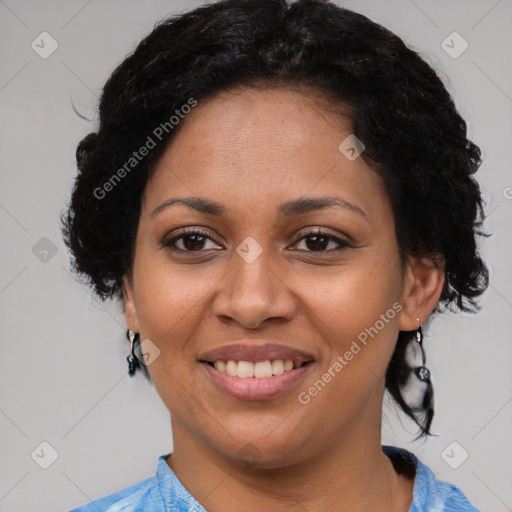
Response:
[161,226,223,249]
[290,228,355,251]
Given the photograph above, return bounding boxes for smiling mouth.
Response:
[201,359,314,378]
[198,342,315,398]
[200,358,315,400]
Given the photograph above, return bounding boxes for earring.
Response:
[413,318,431,383]
[126,329,141,376]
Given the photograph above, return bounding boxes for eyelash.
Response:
[161,227,353,254]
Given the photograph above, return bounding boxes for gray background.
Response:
[1,1,511,511]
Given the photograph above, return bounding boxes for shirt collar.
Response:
[156,453,206,511]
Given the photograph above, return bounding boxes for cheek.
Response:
[130,260,212,408]
[311,256,401,328]
[130,252,212,360]
[306,254,403,384]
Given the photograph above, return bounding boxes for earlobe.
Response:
[122,274,140,333]
[398,256,445,331]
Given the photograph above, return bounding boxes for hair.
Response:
[61,0,489,438]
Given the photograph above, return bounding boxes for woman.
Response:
[62,0,488,510]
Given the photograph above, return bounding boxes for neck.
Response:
[167,421,414,512]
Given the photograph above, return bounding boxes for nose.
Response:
[211,246,297,329]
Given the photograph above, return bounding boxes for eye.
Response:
[291,228,353,253]
[161,227,353,254]
[161,228,223,252]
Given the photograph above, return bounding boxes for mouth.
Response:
[198,342,315,400]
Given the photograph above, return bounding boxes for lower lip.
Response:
[201,362,313,400]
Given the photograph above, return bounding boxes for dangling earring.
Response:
[126,329,141,376]
[413,318,431,383]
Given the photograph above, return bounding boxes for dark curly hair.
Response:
[61,0,489,439]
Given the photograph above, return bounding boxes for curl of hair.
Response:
[61,0,489,437]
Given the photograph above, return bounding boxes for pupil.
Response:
[306,235,327,251]
[184,234,204,250]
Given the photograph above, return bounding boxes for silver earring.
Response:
[413,318,431,383]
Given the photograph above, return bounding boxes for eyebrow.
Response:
[150,196,367,219]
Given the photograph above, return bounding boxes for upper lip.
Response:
[198,341,315,363]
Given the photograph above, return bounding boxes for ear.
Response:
[122,273,141,333]
[398,255,445,330]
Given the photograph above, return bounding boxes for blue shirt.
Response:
[68,446,481,511]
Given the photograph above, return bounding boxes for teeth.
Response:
[254,360,272,378]
[213,360,226,372]
[237,361,254,378]
[225,360,238,376]
[211,359,299,378]
[271,359,284,375]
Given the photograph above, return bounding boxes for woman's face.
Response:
[123,87,427,468]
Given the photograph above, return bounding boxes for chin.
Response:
[214,431,311,470]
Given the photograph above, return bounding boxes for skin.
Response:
[122,87,445,512]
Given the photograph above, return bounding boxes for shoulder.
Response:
[413,458,481,512]
[67,474,162,512]
[383,445,482,512]
[67,453,206,512]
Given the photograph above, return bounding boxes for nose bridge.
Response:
[233,242,274,293]
[212,236,295,327]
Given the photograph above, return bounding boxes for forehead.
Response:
[142,87,390,223]
[162,86,352,163]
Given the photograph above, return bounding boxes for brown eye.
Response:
[293,229,353,253]
[162,229,222,252]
